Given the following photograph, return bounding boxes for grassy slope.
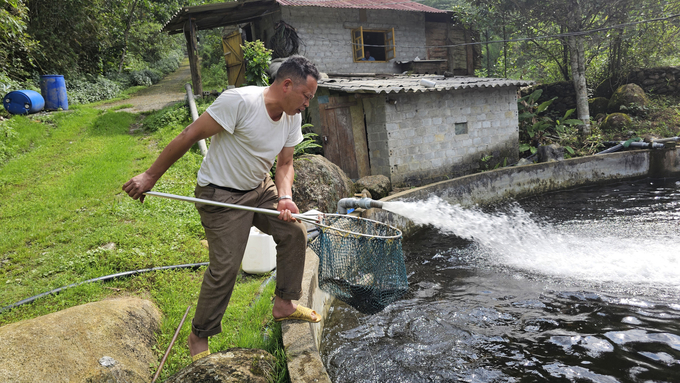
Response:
[0,105,286,381]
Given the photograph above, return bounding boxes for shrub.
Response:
[66,76,122,105]
[242,40,272,86]
[142,103,191,132]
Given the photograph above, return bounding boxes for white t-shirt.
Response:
[197,86,303,190]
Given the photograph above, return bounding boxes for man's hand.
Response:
[277,198,299,222]
[122,172,157,203]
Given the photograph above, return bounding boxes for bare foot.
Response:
[188,331,209,357]
[272,297,319,321]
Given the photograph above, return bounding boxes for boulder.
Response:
[353,175,392,200]
[293,154,353,213]
[164,348,276,383]
[0,298,161,383]
[588,97,609,116]
[537,144,564,163]
[600,113,633,133]
[607,83,649,114]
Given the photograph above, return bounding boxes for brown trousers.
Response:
[192,177,307,338]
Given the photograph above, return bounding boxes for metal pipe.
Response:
[152,305,191,383]
[337,197,384,214]
[185,83,208,157]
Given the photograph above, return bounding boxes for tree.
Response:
[1,0,39,80]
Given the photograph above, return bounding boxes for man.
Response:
[361,49,375,61]
[122,55,321,361]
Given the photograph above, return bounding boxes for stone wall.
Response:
[611,67,680,97]
[367,87,520,187]
[523,66,680,115]
[274,7,427,74]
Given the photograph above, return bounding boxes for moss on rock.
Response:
[607,83,648,114]
[600,113,633,133]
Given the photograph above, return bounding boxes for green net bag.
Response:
[308,214,407,315]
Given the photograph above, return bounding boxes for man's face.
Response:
[285,75,318,115]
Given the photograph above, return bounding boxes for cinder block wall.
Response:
[367,87,520,186]
[281,6,427,74]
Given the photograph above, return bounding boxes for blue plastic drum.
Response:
[3,90,45,115]
[40,74,69,110]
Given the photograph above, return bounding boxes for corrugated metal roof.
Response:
[275,0,448,13]
[318,75,533,94]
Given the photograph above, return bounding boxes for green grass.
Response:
[0,103,287,381]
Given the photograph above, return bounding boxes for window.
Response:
[351,27,395,62]
[455,122,468,135]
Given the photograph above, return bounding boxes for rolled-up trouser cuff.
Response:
[191,319,222,338]
[275,287,302,301]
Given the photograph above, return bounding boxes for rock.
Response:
[600,113,633,133]
[607,83,649,114]
[537,144,564,163]
[293,154,353,213]
[588,97,609,116]
[357,189,372,199]
[353,175,392,200]
[0,298,161,383]
[164,348,276,383]
[516,157,535,166]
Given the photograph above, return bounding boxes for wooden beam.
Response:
[184,19,203,96]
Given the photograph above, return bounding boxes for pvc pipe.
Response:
[337,197,384,214]
[653,136,680,143]
[597,140,665,155]
[185,83,208,157]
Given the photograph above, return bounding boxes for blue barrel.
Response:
[3,90,45,115]
[40,74,69,110]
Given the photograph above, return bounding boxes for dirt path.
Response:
[99,59,192,113]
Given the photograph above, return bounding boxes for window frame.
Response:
[351,27,395,63]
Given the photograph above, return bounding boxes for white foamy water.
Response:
[383,196,680,287]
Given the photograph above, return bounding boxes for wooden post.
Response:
[184,19,203,96]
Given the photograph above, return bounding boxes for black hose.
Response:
[0,263,209,314]
[1,229,319,314]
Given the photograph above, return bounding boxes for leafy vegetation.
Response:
[243,40,273,86]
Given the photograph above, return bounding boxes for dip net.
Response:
[307,214,407,315]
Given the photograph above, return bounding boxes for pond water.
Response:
[321,177,680,383]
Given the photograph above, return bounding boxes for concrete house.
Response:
[163,0,530,187]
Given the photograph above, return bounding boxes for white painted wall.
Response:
[365,87,520,186]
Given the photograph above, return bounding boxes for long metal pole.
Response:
[144,191,289,218]
[151,305,191,383]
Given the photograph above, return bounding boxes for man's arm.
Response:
[274,146,298,221]
[122,112,224,202]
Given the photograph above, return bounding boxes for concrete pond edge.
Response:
[284,148,680,383]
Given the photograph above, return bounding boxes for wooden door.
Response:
[222,31,245,87]
[321,97,360,179]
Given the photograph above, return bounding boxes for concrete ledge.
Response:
[283,148,680,382]
[282,248,333,383]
